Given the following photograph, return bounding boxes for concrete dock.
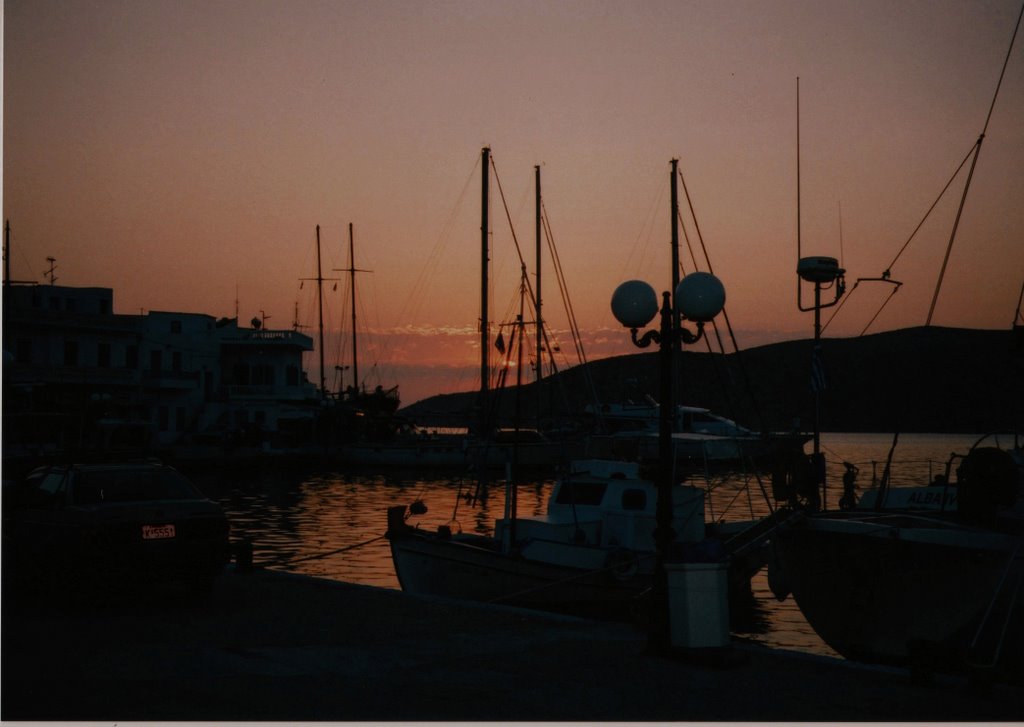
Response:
[2,567,1021,721]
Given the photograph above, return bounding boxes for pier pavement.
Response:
[2,567,1021,722]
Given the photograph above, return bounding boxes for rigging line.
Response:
[1015,279,1024,326]
[678,167,714,274]
[821,279,861,333]
[489,154,550,348]
[860,284,902,336]
[489,154,529,272]
[542,206,601,411]
[678,166,768,434]
[625,178,665,275]
[677,204,700,275]
[535,207,590,415]
[885,142,975,273]
[397,154,481,325]
[542,208,585,366]
[545,231,600,418]
[927,3,1023,326]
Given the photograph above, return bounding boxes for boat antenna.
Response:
[795,76,846,511]
[926,2,1023,325]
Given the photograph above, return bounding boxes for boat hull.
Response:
[389,531,650,619]
[773,514,1023,679]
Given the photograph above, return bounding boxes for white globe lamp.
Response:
[675,271,725,322]
[611,280,659,329]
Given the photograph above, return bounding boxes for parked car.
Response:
[3,461,230,596]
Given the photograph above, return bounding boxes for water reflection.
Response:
[195,432,988,659]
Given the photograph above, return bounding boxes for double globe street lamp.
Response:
[610,271,726,652]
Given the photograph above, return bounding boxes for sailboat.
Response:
[770,13,1024,684]
[769,438,1024,681]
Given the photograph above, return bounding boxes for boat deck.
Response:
[2,567,1021,721]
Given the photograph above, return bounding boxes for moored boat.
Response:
[387,458,767,619]
[769,442,1024,683]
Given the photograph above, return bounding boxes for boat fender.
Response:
[957,447,1019,523]
[605,548,640,582]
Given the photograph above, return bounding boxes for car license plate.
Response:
[142,524,176,540]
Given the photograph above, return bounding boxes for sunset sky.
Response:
[4,0,1023,405]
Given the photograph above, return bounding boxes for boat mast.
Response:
[316,224,327,400]
[670,158,680,422]
[349,223,359,394]
[535,164,542,386]
[3,220,10,288]
[480,146,491,430]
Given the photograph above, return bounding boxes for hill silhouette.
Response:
[400,326,1023,434]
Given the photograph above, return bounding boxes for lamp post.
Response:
[611,271,726,653]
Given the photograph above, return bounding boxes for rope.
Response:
[927,3,1023,325]
[256,533,387,568]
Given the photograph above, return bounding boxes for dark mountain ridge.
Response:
[400,326,1023,434]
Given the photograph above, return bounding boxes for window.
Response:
[49,296,60,310]
[97,342,111,368]
[150,350,162,372]
[98,298,110,315]
[126,345,139,369]
[64,340,79,366]
[158,406,169,431]
[251,364,275,386]
[172,352,182,372]
[286,365,299,386]
[621,489,647,511]
[170,320,182,334]
[175,407,187,432]
[232,363,250,385]
[65,298,77,312]
[554,481,607,506]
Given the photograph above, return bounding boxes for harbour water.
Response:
[194,432,1009,659]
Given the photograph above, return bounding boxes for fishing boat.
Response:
[387,457,769,618]
[769,440,1024,682]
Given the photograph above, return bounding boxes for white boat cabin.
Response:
[494,459,705,557]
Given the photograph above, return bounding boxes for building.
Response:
[3,281,317,468]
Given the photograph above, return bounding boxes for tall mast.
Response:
[670,158,680,417]
[316,224,326,400]
[480,147,491,421]
[535,164,542,386]
[4,220,10,288]
[670,158,680,315]
[349,222,359,393]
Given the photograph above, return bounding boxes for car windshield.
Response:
[73,468,202,505]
